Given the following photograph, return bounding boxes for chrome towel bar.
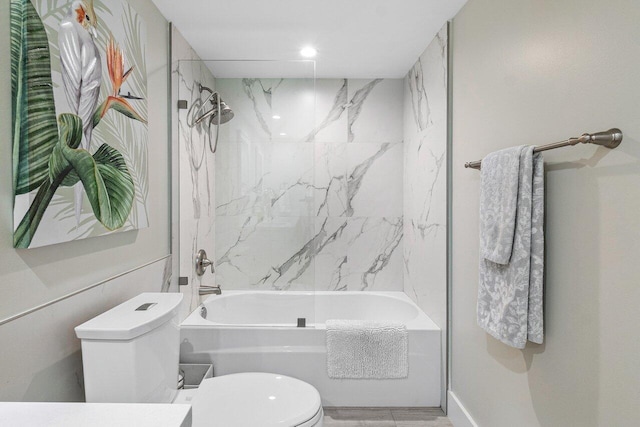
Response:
[464,128,623,170]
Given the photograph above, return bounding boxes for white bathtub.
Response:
[180,291,441,407]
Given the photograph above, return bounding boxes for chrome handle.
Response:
[195,249,214,276]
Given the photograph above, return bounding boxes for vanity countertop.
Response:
[0,402,192,427]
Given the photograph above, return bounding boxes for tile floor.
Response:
[323,407,453,426]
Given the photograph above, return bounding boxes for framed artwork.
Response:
[11,0,148,248]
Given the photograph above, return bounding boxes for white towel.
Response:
[477,146,545,349]
[326,319,408,379]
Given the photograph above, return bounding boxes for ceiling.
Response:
[151,0,467,78]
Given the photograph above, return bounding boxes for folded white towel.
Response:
[326,319,408,379]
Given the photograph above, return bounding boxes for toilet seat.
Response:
[191,372,323,427]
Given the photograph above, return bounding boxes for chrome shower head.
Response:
[191,85,234,154]
[208,97,234,125]
[194,93,234,125]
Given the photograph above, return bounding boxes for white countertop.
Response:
[0,402,192,427]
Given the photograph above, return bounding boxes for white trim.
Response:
[447,391,478,427]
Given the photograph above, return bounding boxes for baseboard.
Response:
[447,391,478,427]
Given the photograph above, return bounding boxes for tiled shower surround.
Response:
[214,77,405,291]
[173,20,448,406]
[176,24,447,310]
[403,26,448,404]
[403,25,448,331]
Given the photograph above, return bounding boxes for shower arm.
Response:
[193,84,222,154]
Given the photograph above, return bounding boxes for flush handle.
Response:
[135,303,157,311]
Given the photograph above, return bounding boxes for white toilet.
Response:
[75,293,323,427]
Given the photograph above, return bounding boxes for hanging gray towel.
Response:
[527,154,544,344]
[479,146,524,265]
[477,146,544,349]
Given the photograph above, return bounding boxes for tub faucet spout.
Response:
[199,285,222,296]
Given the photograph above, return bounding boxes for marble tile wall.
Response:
[402,24,448,406]
[214,78,405,291]
[173,28,446,307]
[172,29,218,318]
[403,23,448,331]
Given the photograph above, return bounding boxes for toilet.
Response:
[75,293,323,427]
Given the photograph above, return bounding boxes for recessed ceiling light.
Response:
[279,132,287,136]
[300,46,317,58]
[272,115,281,120]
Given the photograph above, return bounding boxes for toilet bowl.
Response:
[188,373,323,426]
[75,293,323,427]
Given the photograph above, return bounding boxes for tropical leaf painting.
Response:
[12,0,148,248]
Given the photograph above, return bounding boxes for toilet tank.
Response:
[75,293,183,403]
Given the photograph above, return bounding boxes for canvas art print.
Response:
[11,0,149,248]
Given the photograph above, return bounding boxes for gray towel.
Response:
[479,146,524,264]
[477,146,544,349]
[527,154,544,344]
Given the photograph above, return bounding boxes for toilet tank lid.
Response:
[75,293,183,341]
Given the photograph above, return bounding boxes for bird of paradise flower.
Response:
[94,35,147,126]
[11,0,147,248]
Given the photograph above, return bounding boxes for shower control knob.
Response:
[195,249,214,276]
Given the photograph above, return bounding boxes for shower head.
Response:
[194,92,234,125]
[190,84,234,154]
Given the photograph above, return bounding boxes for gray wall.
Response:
[0,0,170,401]
[450,0,640,425]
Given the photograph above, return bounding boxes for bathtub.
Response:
[180,291,441,407]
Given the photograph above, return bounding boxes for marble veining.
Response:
[347,142,393,216]
[407,58,433,132]
[215,177,264,217]
[314,142,348,216]
[352,217,404,290]
[347,78,383,142]
[173,29,218,317]
[241,78,283,139]
[348,79,404,144]
[436,30,448,87]
[415,142,446,238]
[256,217,346,289]
[175,36,445,301]
[403,24,448,331]
[216,216,260,274]
[305,79,348,142]
[215,77,405,291]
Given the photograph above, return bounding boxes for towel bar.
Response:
[464,128,623,170]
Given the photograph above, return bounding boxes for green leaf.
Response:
[92,145,136,229]
[48,115,83,185]
[55,114,135,230]
[11,0,59,195]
